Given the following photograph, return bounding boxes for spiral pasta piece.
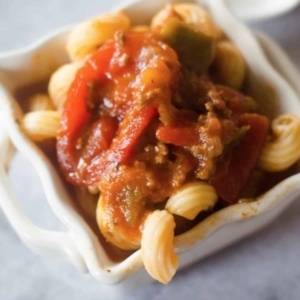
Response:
[258,114,300,172]
[166,181,218,220]
[210,41,246,89]
[66,12,130,61]
[96,196,141,250]
[130,25,150,32]
[28,93,55,111]
[151,3,218,38]
[141,210,179,284]
[48,61,84,110]
[22,111,61,141]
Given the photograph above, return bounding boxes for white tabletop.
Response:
[1,1,300,299]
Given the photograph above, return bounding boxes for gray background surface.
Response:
[1,1,300,299]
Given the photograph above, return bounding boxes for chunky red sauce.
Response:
[57,31,179,186]
[56,30,269,241]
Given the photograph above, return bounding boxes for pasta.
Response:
[258,114,300,172]
[141,210,179,284]
[130,25,150,32]
[210,40,246,89]
[151,3,217,38]
[18,2,300,284]
[48,61,84,110]
[28,93,54,111]
[96,196,142,250]
[22,111,61,141]
[66,12,130,61]
[166,182,218,220]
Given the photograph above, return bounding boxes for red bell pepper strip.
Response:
[82,116,119,161]
[57,31,179,186]
[57,41,118,183]
[85,103,158,184]
[209,113,269,204]
[114,104,158,165]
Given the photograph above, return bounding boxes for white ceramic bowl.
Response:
[1,0,300,285]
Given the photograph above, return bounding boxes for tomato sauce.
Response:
[53,30,272,242]
[57,31,180,187]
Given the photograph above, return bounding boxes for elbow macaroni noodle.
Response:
[258,114,300,172]
[166,181,218,220]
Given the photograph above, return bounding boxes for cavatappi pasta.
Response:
[22,110,61,141]
[141,210,178,284]
[19,3,300,284]
[151,3,219,38]
[258,114,300,172]
[166,181,218,220]
[48,61,84,110]
[210,40,246,89]
[66,12,130,61]
[96,195,142,250]
[28,93,55,111]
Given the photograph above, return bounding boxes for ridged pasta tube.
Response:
[48,61,84,110]
[258,114,300,172]
[166,181,218,220]
[96,196,141,250]
[210,41,246,89]
[28,93,55,111]
[151,3,218,38]
[141,210,179,284]
[22,111,61,141]
[66,12,130,61]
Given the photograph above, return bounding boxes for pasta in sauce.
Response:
[18,3,300,284]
